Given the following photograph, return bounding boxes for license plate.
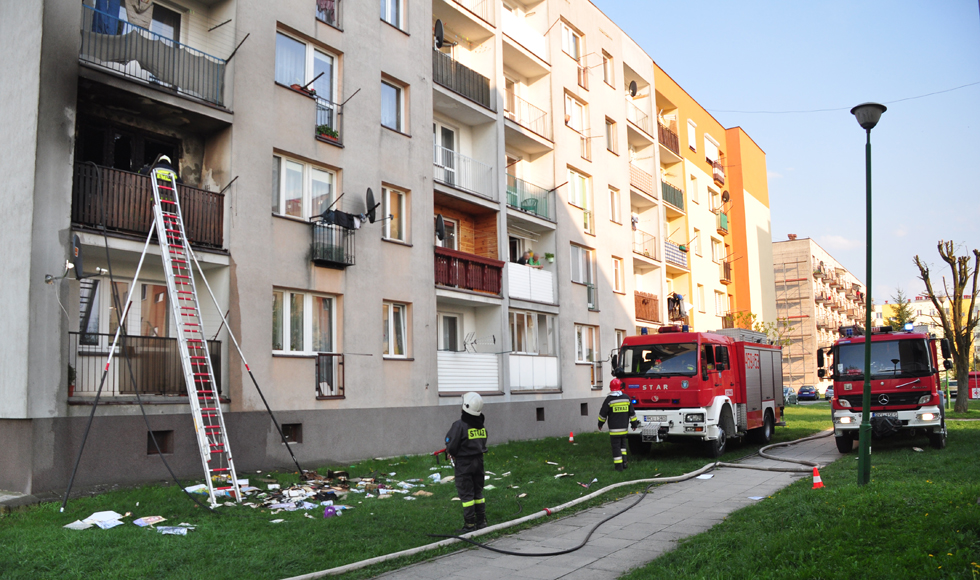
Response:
[644,415,667,422]
[872,412,898,418]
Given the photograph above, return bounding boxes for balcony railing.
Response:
[635,291,660,323]
[716,212,729,234]
[632,230,658,260]
[505,91,552,140]
[662,182,685,211]
[630,163,654,195]
[587,282,598,311]
[501,9,547,61]
[80,5,227,107]
[315,353,344,398]
[506,175,555,221]
[435,246,503,295]
[315,0,342,28]
[432,49,492,110]
[438,351,499,393]
[625,100,652,135]
[658,122,680,155]
[311,221,355,268]
[315,96,344,145]
[665,241,688,269]
[68,332,221,397]
[434,145,495,199]
[507,262,555,303]
[712,159,725,185]
[72,163,224,249]
[454,0,494,25]
[720,261,733,285]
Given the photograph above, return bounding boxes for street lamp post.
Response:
[850,102,886,486]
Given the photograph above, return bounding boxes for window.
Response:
[575,324,597,363]
[612,257,624,293]
[272,155,335,219]
[704,133,720,163]
[564,94,586,133]
[687,120,697,152]
[609,187,621,224]
[435,215,458,249]
[567,168,590,209]
[382,186,406,242]
[380,0,402,28]
[711,238,724,263]
[715,291,726,316]
[272,290,334,353]
[383,301,408,357]
[275,32,336,103]
[693,228,702,257]
[689,174,698,205]
[697,284,706,313]
[433,121,457,185]
[615,329,626,349]
[570,244,595,285]
[561,23,582,61]
[438,313,460,352]
[710,189,721,213]
[602,52,614,86]
[381,80,404,131]
[510,311,556,355]
[605,118,617,153]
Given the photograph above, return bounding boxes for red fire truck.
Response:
[610,326,784,458]
[817,325,949,453]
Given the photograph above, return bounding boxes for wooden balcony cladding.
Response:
[72,163,224,249]
[434,246,503,295]
[635,291,661,323]
[658,122,680,156]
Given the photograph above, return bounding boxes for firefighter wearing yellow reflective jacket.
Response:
[445,392,489,533]
[597,387,640,471]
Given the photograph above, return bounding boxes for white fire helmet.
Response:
[461,392,484,416]
[158,155,172,166]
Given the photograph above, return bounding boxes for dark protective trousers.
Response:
[454,454,486,524]
[610,433,628,469]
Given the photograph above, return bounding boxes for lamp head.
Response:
[850,102,886,130]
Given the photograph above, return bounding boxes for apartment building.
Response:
[772,236,867,391]
[1,0,774,495]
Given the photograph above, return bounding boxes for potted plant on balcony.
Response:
[67,363,76,397]
[290,83,316,97]
[544,252,555,263]
[316,125,339,142]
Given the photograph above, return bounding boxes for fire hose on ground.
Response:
[282,430,833,579]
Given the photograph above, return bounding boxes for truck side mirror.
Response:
[817,368,826,379]
[701,363,709,382]
[816,348,824,368]
[941,339,951,359]
[944,359,953,371]
[610,354,619,375]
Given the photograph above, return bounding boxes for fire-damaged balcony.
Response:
[72,163,224,249]
[310,219,355,269]
[434,247,503,295]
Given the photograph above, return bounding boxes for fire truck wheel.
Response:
[750,411,774,444]
[628,434,651,455]
[704,408,733,458]
[835,435,854,453]
[929,408,947,450]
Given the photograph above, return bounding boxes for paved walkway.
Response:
[372,434,840,580]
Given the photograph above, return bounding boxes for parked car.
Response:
[798,385,818,401]
[783,386,798,405]
[947,380,958,398]
[825,385,834,400]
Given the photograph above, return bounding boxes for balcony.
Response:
[438,351,499,393]
[315,353,345,399]
[635,291,661,323]
[434,145,495,200]
[665,241,688,269]
[813,266,826,278]
[433,49,492,111]
[80,5,227,107]
[501,9,548,64]
[505,91,552,140]
[314,96,344,145]
[435,246,504,295]
[72,163,223,249]
[662,182,685,211]
[625,100,652,135]
[509,354,559,391]
[712,159,725,186]
[506,175,555,221]
[507,262,555,303]
[632,230,659,261]
[716,212,729,235]
[720,261,733,285]
[630,164,654,196]
[658,122,680,156]
[310,221,355,269]
[68,332,221,398]
[587,283,598,311]
[315,0,342,28]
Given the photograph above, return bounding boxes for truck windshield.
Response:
[619,343,698,377]
[834,339,932,380]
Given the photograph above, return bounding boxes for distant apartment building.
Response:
[772,236,867,390]
[876,295,980,366]
[2,0,774,494]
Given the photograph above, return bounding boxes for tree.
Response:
[913,241,980,413]
[886,288,916,331]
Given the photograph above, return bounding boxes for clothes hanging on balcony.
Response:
[319,209,361,230]
[93,0,122,34]
[667,292,687,321]
[124,0,154,29]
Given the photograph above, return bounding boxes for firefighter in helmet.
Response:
[597,380,640,471]
[445,392,488,532]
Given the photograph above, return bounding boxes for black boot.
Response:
[615,463,624,472]
[455,515,477,534]
[475,502,487,530]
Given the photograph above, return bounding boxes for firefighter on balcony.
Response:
[445,392,489,532]
[597,381,640,471]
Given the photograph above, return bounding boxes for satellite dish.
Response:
[435,214,446,241]
[71,234,84,281]
[434,19,445,49]
[365,187,379,223]
[628,80,637,98]
[721,190,730,203]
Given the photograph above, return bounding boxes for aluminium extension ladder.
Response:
[150,165,241,506]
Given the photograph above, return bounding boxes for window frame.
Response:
[383,301,409,358]
[601,51,614,86]
[510,310,556,356]
[561,22,583,61]
[711,238,724,263]
[380,0,403,29]
[435,215,459,250]
[605,117,617,154]
[564,93,586,134]
[382,186,407,242]
[567,167,591,210]
[687,119,697,152]
[575,324,597,363]
[272,289,336,355]
[437,312,461,352]
[381,79,406,132]
[570,244,595,285]
[697,284,706,314]
[693,228,702,257]
[612,256,625,293]
[274,31,338,102]
[608,187,621,224]
[272,154,336,220]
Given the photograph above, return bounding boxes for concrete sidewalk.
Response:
[372,434,840,580]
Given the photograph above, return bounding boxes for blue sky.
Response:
[592,0,980,303]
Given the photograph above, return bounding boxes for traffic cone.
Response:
[812,467,824,489]
[569,432,575,443]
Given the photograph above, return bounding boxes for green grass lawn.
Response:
[0,405,850,579]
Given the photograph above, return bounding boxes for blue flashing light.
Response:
[904,322,915,332]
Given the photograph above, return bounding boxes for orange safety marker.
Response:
[812,467,824,489]
[569,432,575,443]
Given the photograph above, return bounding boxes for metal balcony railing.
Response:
[80,5,227,107]
[716,212,729,234]
[635,291,660,323]
[662,182,685,211]
[712,159,725,185]
[434,246,503,295]
[633,230,658,260]
[310,221,355,268]
[587,282,598,311]
[434,145,495,199]
[630,164,654,195]
[505,91,552,140]
[432,49,492,110]
[315,0,342,28]
[720,261,733,284]
[68,332,221,397]
[658,122,680,155]
[315,96,344,145]
[315,353,344,398]
[665,241,688,269]
[625,100,652,135]
[72,163,224,248]
[506,175,555,221]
